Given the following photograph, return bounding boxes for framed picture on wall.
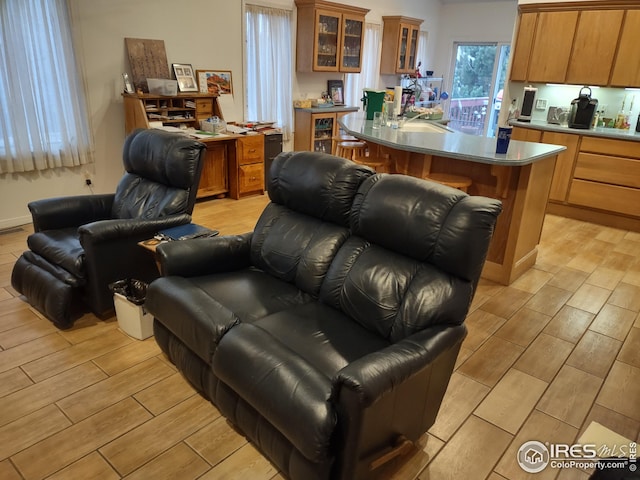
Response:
[172,63,198,92]
[196,70,233,95]
[328,80,344,105]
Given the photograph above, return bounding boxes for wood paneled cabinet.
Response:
[294,107,358,152]
[513,125,640,231]
[380,16,423,75]
[229,135,265,199]
[527,11,578,84]
[610,10,640,87]
[295,0,369,73]
[197,141,229,199]
[511,4,640,87]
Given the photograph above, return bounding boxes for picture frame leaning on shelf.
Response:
[196,70,233,95]
[172,63,198,92]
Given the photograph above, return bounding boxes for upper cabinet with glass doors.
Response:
[295,0,369,73]
[380,16,423,75]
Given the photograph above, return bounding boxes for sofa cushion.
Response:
[351,174,502,283]
[250,203,351,297]
[146,267,314,365]
[319,237,471,342]
[26,228,84,278]
[267,151,373,228]
[213,303,389,463]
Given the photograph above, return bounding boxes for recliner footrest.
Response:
[12,254,77,329]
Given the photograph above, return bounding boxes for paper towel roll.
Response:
[394,86,403,116]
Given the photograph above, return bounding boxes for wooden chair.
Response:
[335,141,367,161]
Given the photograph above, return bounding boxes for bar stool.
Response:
[425,173,472,193]
[335,141,367,161]
[331,134,358,155]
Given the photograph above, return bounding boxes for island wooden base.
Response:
[365,141,558,285]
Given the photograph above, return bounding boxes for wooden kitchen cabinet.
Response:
[566,9,624,86]
[295,0,369,73]
[511,126,541,143]
[294,107,359,152]
[380,16,423,75]
[528,11,578,84]
[510,12,537,82]
[610,10,640,87]
[541,131,579,202]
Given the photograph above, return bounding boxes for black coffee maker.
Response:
[569,87,598,129]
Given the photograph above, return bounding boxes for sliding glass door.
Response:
[447,42,510,137]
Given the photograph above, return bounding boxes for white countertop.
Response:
[340,113,566,166]
[510,119,640,142]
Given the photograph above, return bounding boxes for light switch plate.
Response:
[536,99,548,110]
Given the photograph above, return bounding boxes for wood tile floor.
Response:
[1,194,639,480]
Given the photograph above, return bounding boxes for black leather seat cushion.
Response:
[147,267,314,365]
[27,228,84,279]
[213,302,389,463]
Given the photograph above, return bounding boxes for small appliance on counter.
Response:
[568,86,598,129]
[546,106,569,125]
[517,85,537,123]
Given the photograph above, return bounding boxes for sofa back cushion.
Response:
[266,151,373,227]
[251,152,373,296]
[112,129,205,219]
[319,174,502,342]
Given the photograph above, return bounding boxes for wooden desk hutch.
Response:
[123,92,265,200]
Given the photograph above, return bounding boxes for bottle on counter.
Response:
[636,114,640,133]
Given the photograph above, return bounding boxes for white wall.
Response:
[0,0,512,229]
[433,1,518,96]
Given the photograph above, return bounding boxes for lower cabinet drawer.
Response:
[568,179,640,217]
[575,153,640,188]
[239,163,264,193]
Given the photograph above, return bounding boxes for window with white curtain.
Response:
[245,4,293,141]
[0,0,93,174]
[417,31,429,76]
[344,23,381,108]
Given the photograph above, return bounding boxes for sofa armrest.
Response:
[332,324,466,407]
[78,214,191,244]
[28,194,115,232]
[156,232,253,277]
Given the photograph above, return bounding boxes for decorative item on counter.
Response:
[293,99,312,108]
[508,99,520,121]
[394,86,403,117]
[614,94,631,130]
[495,126,513,154]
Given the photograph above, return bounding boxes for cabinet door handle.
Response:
[248,149,256,153]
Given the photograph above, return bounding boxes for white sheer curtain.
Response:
[245,4,293,141]
[417,30,429,75]
[344,23,382,108]
[0,0,93,174]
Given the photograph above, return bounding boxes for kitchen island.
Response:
[340,113,566,285]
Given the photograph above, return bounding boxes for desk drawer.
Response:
[195,99,213,115]
[239,163,264,194]
[238,135,264,165]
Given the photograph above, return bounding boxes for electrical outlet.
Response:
[535,99,548,110]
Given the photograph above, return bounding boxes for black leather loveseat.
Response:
[146,151,502,479]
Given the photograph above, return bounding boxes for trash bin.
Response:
[109,279,153,340]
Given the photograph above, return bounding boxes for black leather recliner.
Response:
[11,128,205,329]
[146,151,502,480]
